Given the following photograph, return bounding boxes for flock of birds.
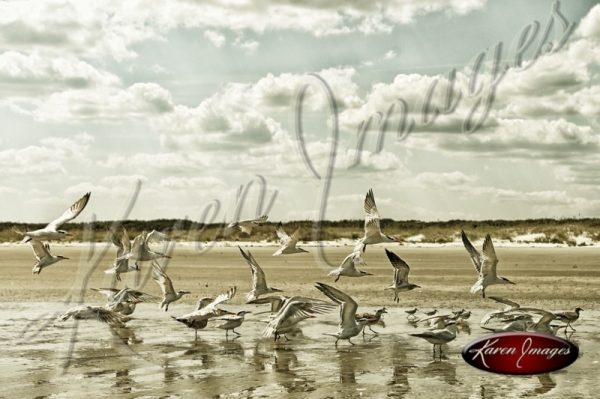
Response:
[14,189,583,359]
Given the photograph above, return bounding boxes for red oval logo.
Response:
[462,332,579,375]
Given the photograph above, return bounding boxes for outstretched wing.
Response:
[205,286,237,310]
[461,230,482,274]
[29,239,50,261]
[46,192,91,230]
[363,189,381,238]
[275,222,290,243]
[239,247,267,290]
[385,249,411,284]
[315,282,358,329]
[480,234,499,278]
[152,262,175,296]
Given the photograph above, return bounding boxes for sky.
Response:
[1,0,599,223]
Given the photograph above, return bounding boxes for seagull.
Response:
[104,226,137,281]
[16,192,91,242]
[263,296,336,341]
[354,189,397,252]
[239,246,283,302]
[273,223,308,256]
[356,307,387,336]
[152,262,191,311]
[328,251,372,282]
[216,311,252,338]
[481,296,521,325]
[384,249,420,302]
[57,305,130,328]
[410,320,458,359]
[227,215,268,235]
[117,230,171,269]
[555,307,582,332]
[461,231,515,298]
[29,239,68,274]
[247,295,289,314]
[174,287,237,340]
[91,287,155,315]
[315,282,369,346]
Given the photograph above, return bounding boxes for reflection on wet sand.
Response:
[521,374,556,397]
[387,342,412,398]
[273,345,316,393]
[420,360,458,386]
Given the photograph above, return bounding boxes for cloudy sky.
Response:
[1,0,599,223]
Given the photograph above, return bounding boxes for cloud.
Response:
[204,30,226,47]
[577,4,600,40]
[233,37,258,53]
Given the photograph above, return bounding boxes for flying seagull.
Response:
[58,305,130,328]
[239,246,283,302]
[227,215,268,235]
[384,249,420,302]
[152,262,191,311]
[461,230,515,298]
[118,230,171,269]
[104,226,138,281]
[273,223,308,256]
[30,239,68,274]
[328,251,372,282]
[17,192,91,242]
[354,189,397,252]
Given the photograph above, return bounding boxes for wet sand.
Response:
[1,245,599,398]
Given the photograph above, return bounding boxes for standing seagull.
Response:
[410,321,459,359]
[315,282,369,346]
[273,223,308,256]
[118,230,171,269]
[384,249,420,302]
[461,231,515,298]
[30,239,68,274]
[227,215,268,235]
[239,247,283,302]
[152,262,191,311]
[354,189,397,252]
[216,311,252,338]
[17,192,91,242]
[104,226,137,281]
[328,251,372,282]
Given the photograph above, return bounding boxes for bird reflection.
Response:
[182,339,215,368]
[219,339,244,358]
[110,325,142,345]
[337,348,359,384]
[387,342,412,398]
[420,360,458,386]
[114,369,133,393]
[521,374,556,397]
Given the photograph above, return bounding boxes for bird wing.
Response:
[205,286,237,310]
[247,296,285,312]
[29,239,50,261]
[488,296,520,310]
[252,215,268,225]
[146,229,169,243]
[109,226,131,258]
[46,192,91,230]
[152,262,175,296]
[91,287,120,301]
[239,247,268,290]
[363,189,381,238]
[315,282,358,329]
[275,222,290,243]
[196,297,214,310]
[480,234,499,278]
[385,249,410,284]
[461,230,482,274]
[88,306,129,326]
[338,252,359,273]
[217,314,241,321]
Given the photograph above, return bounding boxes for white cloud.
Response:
[204,30,226,47]
[233,37,258,53]
[577,4,600,40]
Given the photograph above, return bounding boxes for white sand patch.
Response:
[512,233,546,243]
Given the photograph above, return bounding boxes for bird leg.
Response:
[195,329,198,341]
[482,289,486,299]
[233,329,241,336]
[284,335,290,341]
[348,338,355,346]
[368,326,379,335]
[334,339,339,346]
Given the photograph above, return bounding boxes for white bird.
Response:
[384,249,420,302]
[104,226,137,281]
[328,251,372,282]
[29,239,68,274]
[91,287,155,315]
[410,321,459,359]
[174,287,237,340]
[481,296,521,325]
[227,215,268,235]
[263,296,335,341]
[273,223,308,256]
[152,262,191,311]
[461,231,515,298]
[216,310,252,338]
[17,192,91,242]
[239,247,283,302]
[117,230,171,268]
[354,189,397,252]
[58,305,130,327]
[247,295,289,314]
[315,282,369,346]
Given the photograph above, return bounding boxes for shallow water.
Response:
[1,303,598,398]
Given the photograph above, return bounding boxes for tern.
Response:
[152,262,191,311]
[481,296,521,325]
[384,249,420,302]
[273,223,308,256]
[216,311,252,338]
[58,305,130,327]
[239,247,283,302]
[91,287,155,315]
[117,230,171,268]
[30,239,68,274]
[227,215,268,235]
[328,251,372,282]
[263,296,336,341]
[555,307,582,332]
[315,282,369,346]
[247,295,289,314]
[104,226,138,281]
[461,231,515,298]
[356,307,387,336]
[16,192,91,242]
[410,321,458,359]
[354,189,397,252]
[174,287,237,340]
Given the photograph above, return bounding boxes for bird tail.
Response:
[470,281,483,294]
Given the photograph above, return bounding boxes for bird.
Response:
[227,215,268,235]
[91,287,155,315]
[173,287,237,340]
[410,320,458,359]
[104,226,138,281]
[117,230,171,269]
[152,262,191,311]
[262,296,336,341]
[247,295,289,314]
[239,246,283,302]
[354,189,397,252]
[424,309,438,316]
[15,192,91,242]
[29,239,68,274]
[216,311,252,338]
[405,308,418,321]
[314,282,369,346]
[481,296,521,325]
[356,307,387,336]
[384,249,420,302]
[57,305,130,328]
[461,230,515,298]
[554,307,582,332]
[328,251,372,282]
[273,223,308,256]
